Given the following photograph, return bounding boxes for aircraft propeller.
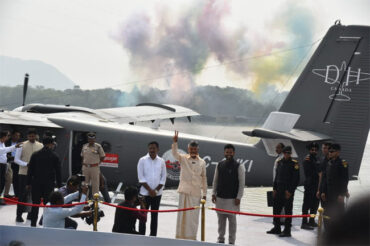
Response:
[22,73,29,106]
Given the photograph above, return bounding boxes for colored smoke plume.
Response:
[112,0,316,105]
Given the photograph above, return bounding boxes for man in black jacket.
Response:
[320,143,349,227]
[317,143,331,207]
[27,137,62,227]
[301,142,320,229]
[267,146,300,237]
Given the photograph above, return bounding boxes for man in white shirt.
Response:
[4,130,21,198]
[43,185,89,229]
[0,130,21,205]
[137,141,166,236]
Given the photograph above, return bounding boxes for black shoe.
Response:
[301,223,314,230]
[30,223,36,227]
[279,230,291,237]
[308,220,318,227]
[266,227,281,234]
[16,216,24,223]
[217,239,225,243]
[26,214,32,220]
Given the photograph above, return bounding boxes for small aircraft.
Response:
[0,23,369,188]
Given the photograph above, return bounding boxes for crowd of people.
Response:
[0,128,352,244]
[267,141,349,238]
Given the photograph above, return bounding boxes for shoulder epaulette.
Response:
[305,155,310,161]
[342,160,348,168]
[292,159,299,170]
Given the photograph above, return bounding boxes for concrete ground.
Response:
[0,198,317,246]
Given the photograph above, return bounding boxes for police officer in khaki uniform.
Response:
[81,132,105,197]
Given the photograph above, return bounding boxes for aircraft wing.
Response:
[95,103,199,124]
[0,111,62,128]
[0,103,199,128]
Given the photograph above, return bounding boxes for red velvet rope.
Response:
[3,197,313,218]
[211,207,312,218]
[101,201,196,213]
[3,197,88,208]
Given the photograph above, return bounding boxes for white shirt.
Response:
[14,147,28,167]
[10,141,18,157]
[273,153,284,182]
[43,192,86,229]
[137,154,167,196]
[0,141,16,164]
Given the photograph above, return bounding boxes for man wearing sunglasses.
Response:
[267,146,300,237]
[301,142,320,230]
[320,143,349,227]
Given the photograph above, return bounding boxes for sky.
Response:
[0,0,369,93]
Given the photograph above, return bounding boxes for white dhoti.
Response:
[176,193,201,240]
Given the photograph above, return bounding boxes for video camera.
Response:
[76,174,85,182]
[84,203,105,225]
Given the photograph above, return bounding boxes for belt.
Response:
[83,163,99,167]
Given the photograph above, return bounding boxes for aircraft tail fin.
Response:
[247,24,370,180]
[279,24,370,179]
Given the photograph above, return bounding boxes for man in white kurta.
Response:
[172,131,207,240]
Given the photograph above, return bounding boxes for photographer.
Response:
[112,186,147,234]
[59,175,81,197]
[43,185,90,229]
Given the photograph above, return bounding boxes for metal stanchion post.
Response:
[201,199,206,242]
[317,207,324,241]
[93,193,99,232]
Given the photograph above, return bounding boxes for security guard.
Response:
[267,146,299,237]
[80,132,105,197]
[320,143,349,226]
[27,137,62,227]
[301,142,320,230]
[317,142,331,209]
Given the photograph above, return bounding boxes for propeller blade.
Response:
[22,74,29,106]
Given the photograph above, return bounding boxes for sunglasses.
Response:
[329,150,337,153]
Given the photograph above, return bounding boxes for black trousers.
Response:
[139,195,162,236]
[65,217,78,229]
[30,183,54,226]
[273,187,294,229]
[16,175,30,217]
[302,186,319,222]
[11,163,19,197]
[0,164,7,196]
